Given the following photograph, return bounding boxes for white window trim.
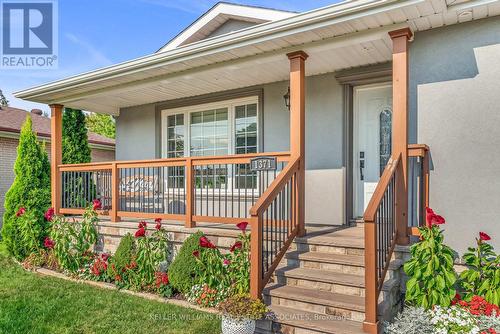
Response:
[161,96,259,158]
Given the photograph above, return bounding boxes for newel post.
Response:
[287,50,308,237]
[389,28,412,245]
[49,104,63,214]
[250,215,262,299]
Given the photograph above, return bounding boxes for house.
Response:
[13,1,500,333]
[0,106,115,226]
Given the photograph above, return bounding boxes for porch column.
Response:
[389,28,413,245]
[287,50,308,237]
[49,104,63,214]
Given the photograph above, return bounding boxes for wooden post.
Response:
[363,215,379,334]
[49,104,63,214]
[185,158,195,228]
[389,28,412,245]
[250,215,262,299]
[287,50,308,237]
[111,162,120,222]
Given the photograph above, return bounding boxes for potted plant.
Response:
[217,294,268,334]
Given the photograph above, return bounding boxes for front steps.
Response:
[258,226,405,334]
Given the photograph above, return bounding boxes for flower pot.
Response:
[221,315,256,334]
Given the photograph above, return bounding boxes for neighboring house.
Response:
[13,1,500,333]
[0,106,115,225]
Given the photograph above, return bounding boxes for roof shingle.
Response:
[0,106,115,147]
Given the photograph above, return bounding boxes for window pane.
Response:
[190,108,228,157]
[166,113,185,158]
[234,103,258,156]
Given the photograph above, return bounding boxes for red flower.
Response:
[199,236,216,249]
[44,207,55,221]
[101,253,110,261]
[135,227,146,238]
[155,221,162,231]
[115,275,122,282]
[155,272,169,287]
[138,221,147,229]
[230,241,243,252]
[16,207,26,217]
[92,199,102,210]
[155,218,162,224]
[44,237,55,249]
[192,250,200,258]
[425,207,445,227]
[223,259,231,266]
[479,232,491,241]
[236,221,248,232]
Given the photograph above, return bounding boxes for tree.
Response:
[85,112,115,139]
[0,89,9,107]
[62,108,91,164]
[2,116,51,260]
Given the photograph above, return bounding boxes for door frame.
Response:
[337,62,393,224]
[352,82,392,218]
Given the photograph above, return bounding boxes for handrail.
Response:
[250,157,300,216]
[364,154,400,222]
[363,145,431,333]
[249,156,302,299]
[57,151,291,169]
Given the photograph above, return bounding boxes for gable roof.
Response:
[158,2,297,52]
[0,106,115,147]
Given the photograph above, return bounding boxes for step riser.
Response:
[276,276,366,297]
[266,296,366,323]
[285,258,365,276]
[291,242,365,256]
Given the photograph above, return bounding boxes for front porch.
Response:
[43,26,427,334]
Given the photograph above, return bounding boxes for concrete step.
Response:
[266,305,366,334]
[274,267,366,297]
[291,228,365,256]
[264,284,365,322]
[284,252,365,276]
[283,251,403,278]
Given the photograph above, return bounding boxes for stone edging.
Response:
[34,267,220,315]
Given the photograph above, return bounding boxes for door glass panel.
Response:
[379,107,392,176]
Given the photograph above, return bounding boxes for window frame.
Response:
[161,96,259,158]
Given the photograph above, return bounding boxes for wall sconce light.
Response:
[283,87,290,111]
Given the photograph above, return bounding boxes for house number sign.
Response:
[250,157,277,171]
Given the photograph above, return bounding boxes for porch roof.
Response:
[15,0,500,115]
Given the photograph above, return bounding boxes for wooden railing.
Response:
[363,145,431,333]
[408,144,430,235]
[249,156,301,299]
[57,152,291,226]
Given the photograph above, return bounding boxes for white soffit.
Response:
[158,2,296,52]
[14,0,500,113]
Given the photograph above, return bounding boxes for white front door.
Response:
[353,84,393,217]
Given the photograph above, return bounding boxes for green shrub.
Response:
[404,208,457,309]
[107,233,135,278]
[2,116,50,260]
[62,108,91,164]
[169,231,204,294]
[459,232,499,305]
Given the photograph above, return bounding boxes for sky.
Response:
[0,0,339,113]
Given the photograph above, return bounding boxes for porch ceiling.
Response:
[14,0,500,115]
[60,26,399,115]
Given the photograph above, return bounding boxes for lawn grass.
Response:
[0,244,221,334]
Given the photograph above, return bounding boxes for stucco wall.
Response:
[411,17,500,253]
[116,72,346,225]
[116,103,158,160]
